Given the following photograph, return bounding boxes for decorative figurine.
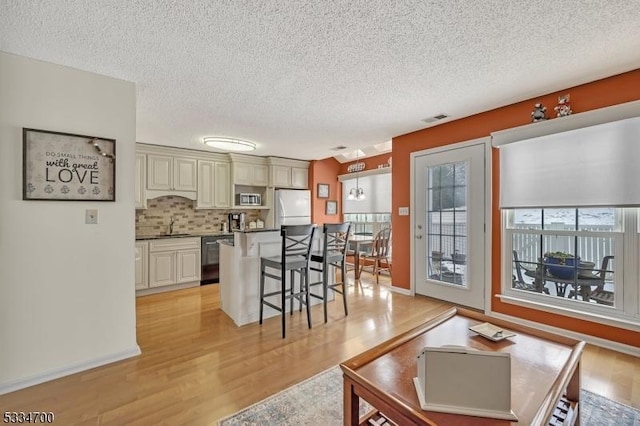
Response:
[531,103,547,122]
[554,94,572,117]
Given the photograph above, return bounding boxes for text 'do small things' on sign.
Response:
[23,128,116,201]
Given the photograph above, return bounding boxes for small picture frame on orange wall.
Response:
[326,200,337,215]
[317,183,330,199]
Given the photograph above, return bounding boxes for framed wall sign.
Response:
[23,128,116,201]
[326,200,337,215]
[317,183,330,199]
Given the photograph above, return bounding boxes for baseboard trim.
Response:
[136,281,199,296]
[389,285,411,296]
[489,312,640,357]
[0,345,141,396]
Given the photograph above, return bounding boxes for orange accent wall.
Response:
[392,68,640,347]
[309,157,343,225]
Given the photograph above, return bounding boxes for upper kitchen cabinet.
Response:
[291,167,309,188]
[137,143,206,201]
[147,155,197,192]
[231,157,269,186]
[196,160,231,209]
[268,157,309,189]
[229,154,269,208]
[135,153,147,209]
[137,143,232,205]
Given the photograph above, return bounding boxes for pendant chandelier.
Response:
[347,150,366,201]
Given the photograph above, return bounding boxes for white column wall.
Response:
[0,52,139,393]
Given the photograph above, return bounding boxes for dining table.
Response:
[348,234,374,280]
[524,268,603,302]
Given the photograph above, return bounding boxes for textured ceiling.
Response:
[1,1,640,161]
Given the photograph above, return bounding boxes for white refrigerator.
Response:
[274,189,311,227]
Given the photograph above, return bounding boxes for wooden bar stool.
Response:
[259,224,316,338]
[308,222,352,323]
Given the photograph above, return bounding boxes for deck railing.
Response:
[511,225,615,264]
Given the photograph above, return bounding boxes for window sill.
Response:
[495,293,640,333]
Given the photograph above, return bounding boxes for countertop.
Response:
[236,228,279,233]
[135,228,279,240]
[135,231,234,241]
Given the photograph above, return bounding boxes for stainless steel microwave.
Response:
[236,193,261,206]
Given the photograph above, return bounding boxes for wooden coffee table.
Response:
[341,307,584,425]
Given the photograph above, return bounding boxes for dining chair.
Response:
[308,222,352,322]
[358,227,391,284]
[583,255,614,306]
[259,224,316,338]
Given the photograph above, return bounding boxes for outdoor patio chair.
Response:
[512,250,549,294]
[585,255,614,306]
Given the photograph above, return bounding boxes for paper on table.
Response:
[469,322,516,341]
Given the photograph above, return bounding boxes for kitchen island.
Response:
[219,228,332,327]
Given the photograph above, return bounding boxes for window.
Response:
[504,207,638,324]
[343,213,390,237]
[342,169,391,237]
[494,114,640,327]
[341,172,391,214]
[427,162,468,285]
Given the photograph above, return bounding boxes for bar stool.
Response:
[259,224,316,338]
[308,222,352,323]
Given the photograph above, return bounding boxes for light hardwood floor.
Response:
[1,275,638,425]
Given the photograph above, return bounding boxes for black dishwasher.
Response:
[201,235,233,285]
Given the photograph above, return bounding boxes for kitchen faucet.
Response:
[169,217,175,235]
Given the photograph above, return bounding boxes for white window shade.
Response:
[498,116,640,209]
[342,173,391,213]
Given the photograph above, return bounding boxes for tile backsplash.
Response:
[135,196,262,236]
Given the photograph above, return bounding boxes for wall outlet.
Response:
[399,207,409,216]
[85,209,98,224]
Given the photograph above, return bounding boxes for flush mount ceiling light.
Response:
[203,136,256,152]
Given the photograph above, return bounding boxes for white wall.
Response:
[0,52,139,393]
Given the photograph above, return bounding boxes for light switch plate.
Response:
[85,209,98,224]
[399,207,409,216]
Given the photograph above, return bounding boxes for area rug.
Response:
[218,366,640,425]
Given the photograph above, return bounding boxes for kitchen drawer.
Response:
[149,237,201,252]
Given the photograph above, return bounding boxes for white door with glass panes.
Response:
[413,142,486,310]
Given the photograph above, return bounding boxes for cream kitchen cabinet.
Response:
[232,162,269,186]
[196,160,231,209]
[147,154,197,192]
[271,165,291,188]
[268,158,309,189]
[135,153,147,209]
[291,167,308,188]
[214,162,231,207]
[135,241,149,290]
[148,238,201,288]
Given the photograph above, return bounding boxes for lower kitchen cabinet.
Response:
[149,251,176,287]
[142,237,201,292]
[175,249,201,283]
[135,241,149,290]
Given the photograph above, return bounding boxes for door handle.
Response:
[416,235,423,239]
